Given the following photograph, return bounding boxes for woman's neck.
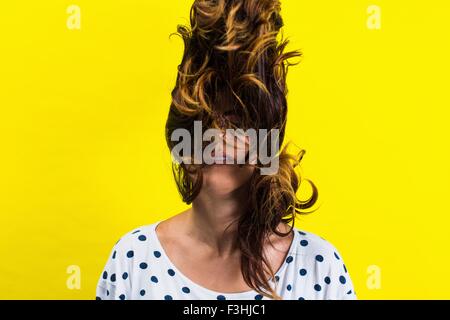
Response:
[186,184,250,257]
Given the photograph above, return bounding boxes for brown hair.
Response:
[165,0,318,299]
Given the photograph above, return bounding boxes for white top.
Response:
[95,220,357,300]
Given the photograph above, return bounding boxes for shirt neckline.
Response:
[150,219,299,298]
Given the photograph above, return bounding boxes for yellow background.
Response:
[0,0,449,299]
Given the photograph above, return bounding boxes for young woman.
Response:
[96,0,356,300]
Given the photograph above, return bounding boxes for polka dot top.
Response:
[95,220,357,300]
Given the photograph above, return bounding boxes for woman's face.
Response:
[190,126,256,196]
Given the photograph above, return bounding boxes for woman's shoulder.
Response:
[266,224,356,299]
[110,222,160,255]
[97,222,161,281]
[289,226,357,299]
[290,226,348,264]
[95,222,161,300]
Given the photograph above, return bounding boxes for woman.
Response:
[96,0,356,300]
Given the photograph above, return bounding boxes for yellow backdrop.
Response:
[0,0,449,299]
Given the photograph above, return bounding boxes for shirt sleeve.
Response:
[324,246,357,300]
[95,238,133,300]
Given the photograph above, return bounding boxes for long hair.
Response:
[165,0,318,299]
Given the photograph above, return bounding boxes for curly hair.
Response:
[165,0,318,299]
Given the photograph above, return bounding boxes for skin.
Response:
[156,133,294,294]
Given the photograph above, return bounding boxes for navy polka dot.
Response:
[96,296,101,300]
[112,251,116,259]
[339,276,347,284]
[119,294,125,300]
[139,262,148,269]
[106,290,109,296]
[102,271,108,279]
[334,252,340,260]
[255,294,263,300]
[298,230,307,236]
[315,255,324,262]
[126,250,134,258]
[110,274,116,282]
[343,264,348,273]
[324,276,331,284]
[286,256,294,263]
[132,230,140,234]
[217,295,226,300]
[151,276,158,283]
[298,297,305,300]
[182,287,190,293]
[122,272,128,280]
[274,275,280,282]
[314,284,322,291]
[164,295,173,300]
[138,235,147,241]
[300,240,308,247]
[287,284,292,291]
[154,251,161,258]
[347,290,352,295]
[140,289,145,296]
[168,269,175,276]
[299,268,307,276]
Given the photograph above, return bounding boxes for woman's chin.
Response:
[202,164,254,194]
